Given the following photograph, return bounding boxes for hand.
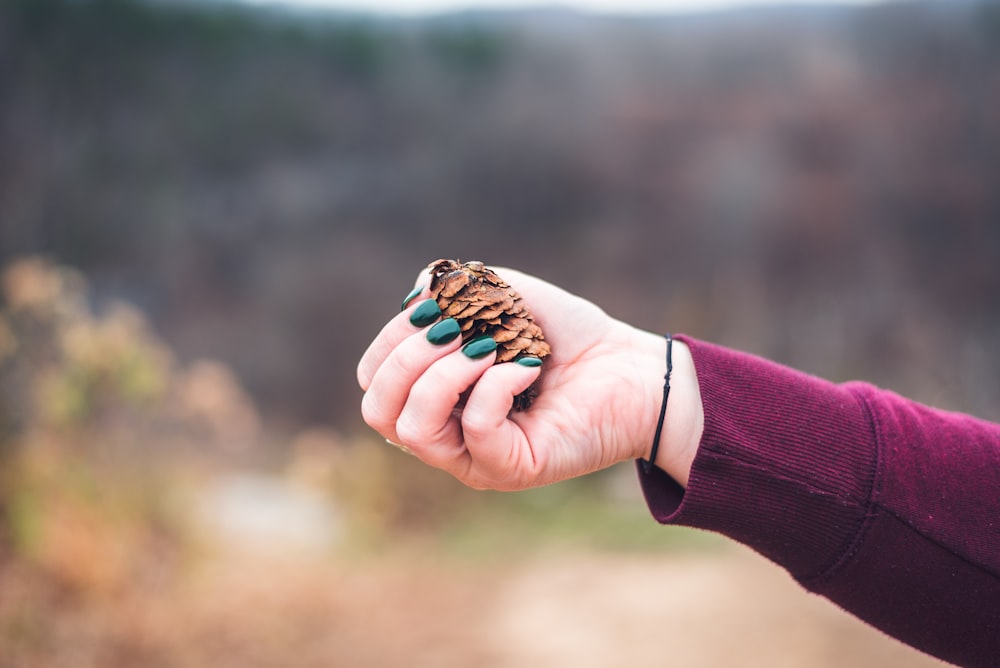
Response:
[357,268,702,491]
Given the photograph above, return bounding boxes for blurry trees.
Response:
[1,0,998,428]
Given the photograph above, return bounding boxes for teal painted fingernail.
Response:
[462,336,497,360]
[401,286,423,310]
[409,299,441,328]
[516,356,543,367]
[426,318,461,345]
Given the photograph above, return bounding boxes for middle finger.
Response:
[361,316,463,438]
[357,287,432,390]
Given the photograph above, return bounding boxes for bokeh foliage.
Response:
[3,0,998,430]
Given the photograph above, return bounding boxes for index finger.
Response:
[357,283,430,390]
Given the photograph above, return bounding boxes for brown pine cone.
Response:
[427,259,550,410]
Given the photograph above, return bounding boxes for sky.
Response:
[240,0,887,17]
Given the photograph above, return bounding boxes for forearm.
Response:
[639,336,1000,667]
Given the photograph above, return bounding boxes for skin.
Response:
[357,268,704,491]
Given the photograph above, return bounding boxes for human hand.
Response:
[357,267,702,491]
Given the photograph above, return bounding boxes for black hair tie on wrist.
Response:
[642,333,673,474]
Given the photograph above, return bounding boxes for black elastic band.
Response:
[642,333,673,474]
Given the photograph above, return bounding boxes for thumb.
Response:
[459,362,544,490]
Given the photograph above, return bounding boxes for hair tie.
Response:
[642,333,673,474]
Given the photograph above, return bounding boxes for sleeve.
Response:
[637,336,1000,668]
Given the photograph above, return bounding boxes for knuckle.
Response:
[461,408,499,440]
[382,350,414,383]
[394,413,426,445]
[360,391,387,429]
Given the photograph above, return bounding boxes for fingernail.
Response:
[516,356,543,367]
[401,286,423,311]
[426,318,461,345]
[462,335,497,360]
[409,299,441,328]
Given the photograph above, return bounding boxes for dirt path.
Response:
[474,548,946,668]
[162,544,947,668]
[5,541,949,667]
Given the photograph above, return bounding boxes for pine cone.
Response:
[427,259,550,410]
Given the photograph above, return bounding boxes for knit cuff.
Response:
[638,336,878,581]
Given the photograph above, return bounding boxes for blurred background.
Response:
[0,0,997,665]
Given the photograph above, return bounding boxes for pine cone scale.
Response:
[439,274,470,298]
[474,306,506,321]
[492,328,519,343]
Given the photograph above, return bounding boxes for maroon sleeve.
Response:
[638,336,1000,667]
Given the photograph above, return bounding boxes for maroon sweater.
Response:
[638,336,1000,667]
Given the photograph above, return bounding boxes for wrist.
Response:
[657,338,703,487]
[633,332,703,487]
